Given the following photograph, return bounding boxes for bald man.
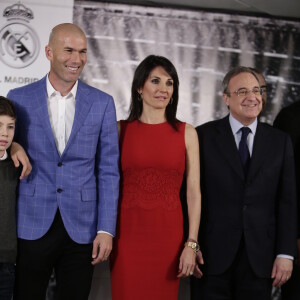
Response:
[7,23,120,300]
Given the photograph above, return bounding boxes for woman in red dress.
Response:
[110,55,202,299]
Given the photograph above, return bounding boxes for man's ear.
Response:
[223,93,230,107]
[45,45,52,61]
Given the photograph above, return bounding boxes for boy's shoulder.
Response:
[0,155,20,182]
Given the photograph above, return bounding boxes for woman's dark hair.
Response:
[127,55,180,130]
[0,96,16,120]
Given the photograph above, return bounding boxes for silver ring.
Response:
[189,272,193,276]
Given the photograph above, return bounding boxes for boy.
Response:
[0,96,20,300]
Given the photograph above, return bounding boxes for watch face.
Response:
[189,242,199,251]
[189,242,196,249]
[185,241,199,252]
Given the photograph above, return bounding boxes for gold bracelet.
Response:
[187,238,198,244]
[184,241,200,253]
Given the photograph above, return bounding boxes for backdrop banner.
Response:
[0,0,74,96]
[74,1,300,125]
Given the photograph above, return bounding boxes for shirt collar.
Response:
[46,74,78,99]
[0,150,8,161]
[229,114,257,136]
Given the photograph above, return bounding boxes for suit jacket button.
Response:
[57,188,63,193]
[58,162,63,167]
[243,205,247,211]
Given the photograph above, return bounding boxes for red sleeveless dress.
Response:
[110,120,186,300]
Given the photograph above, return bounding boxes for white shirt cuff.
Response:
[277,254,294,260]
[97,230,114,237]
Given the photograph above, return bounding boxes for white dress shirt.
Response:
[229,114,293,261]
[229,114,257,156]
[46,76,77,156]
[0,150,8,160]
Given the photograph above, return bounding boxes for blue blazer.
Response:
[7,76,120,244]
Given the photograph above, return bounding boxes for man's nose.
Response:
[71,51,81,63]
[247,90,258,99]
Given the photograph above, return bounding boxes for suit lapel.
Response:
[63,80,93,156]
[247,123,272,181]
[35,77,60,158]
[214,116,245,179]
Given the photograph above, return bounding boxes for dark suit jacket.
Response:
[197,116,297,278]
[274,101,300,238]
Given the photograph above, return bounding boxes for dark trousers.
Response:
[191,239,272,300]
[281,263,300,300]
[0,263,15,300]
[14,211,94,300]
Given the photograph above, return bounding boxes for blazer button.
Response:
[57,188,63,193]
[58,162,63,167]
[243,205,247,211]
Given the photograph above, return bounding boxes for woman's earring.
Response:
[138,93,143,102]
[169,97,173,105]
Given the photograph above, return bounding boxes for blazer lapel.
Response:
[34,77,60,158]
[214,116,245,179]
[63,80,93,156]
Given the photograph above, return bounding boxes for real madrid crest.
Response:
[0,2,40,69]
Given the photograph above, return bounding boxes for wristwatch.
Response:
[185,241,200,253]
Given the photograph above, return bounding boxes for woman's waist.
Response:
[122,168,182,192]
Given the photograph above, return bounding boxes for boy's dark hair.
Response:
[0,96,16,120]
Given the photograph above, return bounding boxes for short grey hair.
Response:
[222,66,259,95]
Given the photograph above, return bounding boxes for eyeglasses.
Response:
[260,86,267,94]
[230,87,263,97]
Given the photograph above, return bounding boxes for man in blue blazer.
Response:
[7,23,120,300]
[192,67,297,300]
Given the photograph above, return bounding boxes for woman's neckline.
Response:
[137,119,168,125]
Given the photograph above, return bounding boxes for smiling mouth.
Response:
[242,103,258,108]
[67,66,80,72]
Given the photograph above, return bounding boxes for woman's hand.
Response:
[177,246,196,278]
[11,142,32,179]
